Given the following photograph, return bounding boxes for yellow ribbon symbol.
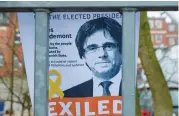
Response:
[49,69,64,100]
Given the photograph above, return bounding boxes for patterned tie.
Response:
[100,81,113,96]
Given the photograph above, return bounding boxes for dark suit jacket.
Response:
[64,79,122,97]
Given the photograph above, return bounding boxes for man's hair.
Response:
[75,17,122,59]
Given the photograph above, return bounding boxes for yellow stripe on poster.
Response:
[49,69,64,100]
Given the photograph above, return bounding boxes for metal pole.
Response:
[122,10,137,116]
[34,9,49,116]
[0,1,177,11]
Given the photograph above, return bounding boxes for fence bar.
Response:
[122,10,137,116]
[34,10,49,116]
[0,1,177,11]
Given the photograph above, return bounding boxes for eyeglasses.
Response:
[84,42,118,53]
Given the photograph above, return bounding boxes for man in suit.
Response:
[64,17,122,97]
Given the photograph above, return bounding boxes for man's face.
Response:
[82,30,122,80]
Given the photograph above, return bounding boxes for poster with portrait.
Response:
[49,12,123,116]
[18,11,140,116]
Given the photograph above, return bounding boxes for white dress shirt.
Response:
[93,69,122,97]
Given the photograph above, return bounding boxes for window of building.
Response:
[170,90,178,107]
[14,30,21,44]
[155,35,163,43]
[169,38,175,46]
[0,13,4,20]
[168,24,175,32]
[148,20,154,28]
[18,62,22,67]
[0,53,4,67]
[0,13,9,24]
[139,90,153,112]
[155,20,162,28]
[13,55,19,71]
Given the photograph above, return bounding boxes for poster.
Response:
[18,11,140,116]
[49,12,123,116]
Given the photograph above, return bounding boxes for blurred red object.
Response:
[141,110,152,116]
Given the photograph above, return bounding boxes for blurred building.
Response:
[0,13,30,116]
[0,13,24,77]
[148,17,178,48]
[137,11,178,116]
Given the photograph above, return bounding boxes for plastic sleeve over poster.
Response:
[18,11,140,116]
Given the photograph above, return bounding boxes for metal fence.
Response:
[0,1,177,116]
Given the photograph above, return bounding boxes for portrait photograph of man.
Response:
[64,17,122,97]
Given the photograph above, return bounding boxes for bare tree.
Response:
[0,13,32,116]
